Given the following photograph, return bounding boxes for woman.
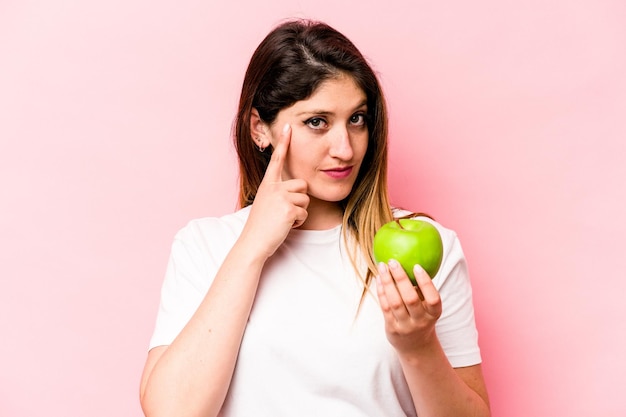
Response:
[140,19,490,417]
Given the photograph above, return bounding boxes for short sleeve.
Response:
[148,229,212,350]
[431,225,482,367]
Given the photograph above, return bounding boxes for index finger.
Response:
[264,123,291,182]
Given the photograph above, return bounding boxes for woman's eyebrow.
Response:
[295,109,333,117]
[295,101,368,117]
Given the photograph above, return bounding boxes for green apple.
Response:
[373,219,444,283]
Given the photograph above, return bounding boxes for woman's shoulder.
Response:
[173,206,251,247]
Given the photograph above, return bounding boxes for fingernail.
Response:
[377,262,387,274]
[283,123,290,133]
[388,259,399,270]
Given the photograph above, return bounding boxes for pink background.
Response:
[1,1,625,416]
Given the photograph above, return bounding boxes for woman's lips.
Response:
[322,166,353,179]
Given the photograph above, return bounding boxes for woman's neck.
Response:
[297,197,343,230]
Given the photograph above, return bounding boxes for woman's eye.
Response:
[350,113,366,126]
[305,117,327,129]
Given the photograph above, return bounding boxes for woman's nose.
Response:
[328,126,354,160]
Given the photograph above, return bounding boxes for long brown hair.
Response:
[233,19,394,304]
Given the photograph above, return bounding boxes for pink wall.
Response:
[1,1,625,416]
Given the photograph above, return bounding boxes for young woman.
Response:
[140,19,490,417]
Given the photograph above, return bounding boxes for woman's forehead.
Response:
[282,75,367,116]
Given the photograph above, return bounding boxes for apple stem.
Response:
[395,219,404,229]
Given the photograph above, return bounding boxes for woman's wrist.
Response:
[396,335,446,368]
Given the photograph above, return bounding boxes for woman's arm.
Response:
[398,345,491,417]
[140,125,308,417]
[139,237,274,417]
[376,261,491,417]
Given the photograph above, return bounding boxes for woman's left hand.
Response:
[376,260,443,356]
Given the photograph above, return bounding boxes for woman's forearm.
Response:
[399,340,491,417]
[140,238,267,417]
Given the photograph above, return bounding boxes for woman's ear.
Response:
[250,108,270,150]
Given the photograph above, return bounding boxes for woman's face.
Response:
[264,73,369,209]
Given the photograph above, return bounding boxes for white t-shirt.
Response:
[149,206,481,416]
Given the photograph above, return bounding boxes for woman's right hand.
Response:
[241,123,309,260]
